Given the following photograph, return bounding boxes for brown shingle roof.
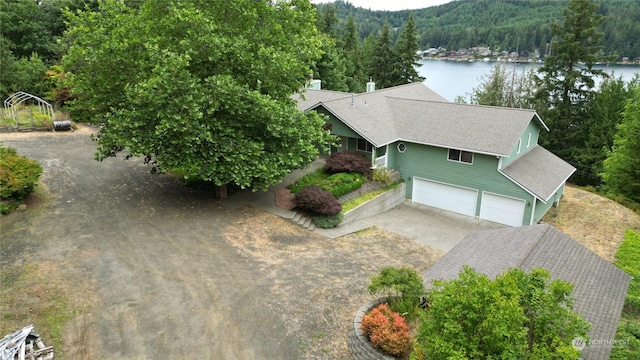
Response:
[423,224,631,360]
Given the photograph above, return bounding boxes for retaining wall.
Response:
[341,182,405,226]
[347,297,396,360]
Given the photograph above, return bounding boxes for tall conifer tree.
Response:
[369,21,397,89]
[602,86,640,203]
[394,13,425,85]
[534,0,608,163]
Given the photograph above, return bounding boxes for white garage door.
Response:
[412,178,477,217]
[480,192,526,227]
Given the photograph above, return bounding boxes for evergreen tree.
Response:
[601,86,640,204]
[534,0,608,162]
[574,75,639,186]
[316,3,339,39]
[394,13,425,85]
[314,36,349,92]
[369,21,397,89]
[342,13,366,92]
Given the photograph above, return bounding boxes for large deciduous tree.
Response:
[63,0,334,194]
[412,266,590,360]
[601,86,640,204]
[534,0,608,162]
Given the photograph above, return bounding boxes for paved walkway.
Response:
[229,160,504,252]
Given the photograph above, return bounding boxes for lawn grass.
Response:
[0,262,75,353]
[611,229,640,359]
[341,181,401,213]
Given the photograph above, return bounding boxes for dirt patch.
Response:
[0,131,444,359]
[0,123,96,139]
[224,208,443,359]
[543,185,640,262]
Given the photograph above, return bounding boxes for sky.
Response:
[310,0,453,12]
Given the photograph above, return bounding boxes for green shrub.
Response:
[0,146,43,200]
[611,230,640,359]
[615,230,640,315]
[312,213,343,229]
[368,267,425,320]
[372,167,395,185]
[610,319,640,360]
[413,267,589,360]
[0,202,10,214]
[318,172,364,198]
[361,303,412,356]
[287,167,329,194]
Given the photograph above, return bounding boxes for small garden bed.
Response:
[352,266,592,360]
[349,267,425,360]
[1,105,73,132]
[287,151,402,229]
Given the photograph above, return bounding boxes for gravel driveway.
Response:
[1,128,443,359]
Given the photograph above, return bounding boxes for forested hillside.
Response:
[316,0,640,60]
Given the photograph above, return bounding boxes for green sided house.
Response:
[293,82,575,227]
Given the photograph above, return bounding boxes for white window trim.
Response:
[517,139,522,154]
[447,149,474,164]
[527,133,532,147]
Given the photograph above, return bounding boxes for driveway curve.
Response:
[1,128,443,359]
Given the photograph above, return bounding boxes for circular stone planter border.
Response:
[347,297,396,360]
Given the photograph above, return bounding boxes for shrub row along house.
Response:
[294,82,575,227]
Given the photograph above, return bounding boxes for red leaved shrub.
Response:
[325,150,372,176]
[361,303,411,356]
[293,185,342,215]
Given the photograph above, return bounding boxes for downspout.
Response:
[371,146,376,167]
[530,198,536,225]
[385,144,389,168]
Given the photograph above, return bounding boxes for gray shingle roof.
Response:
[502,145,577,202]
[292,89,351,112]
[423,224,631,360]
[300,83,543,156]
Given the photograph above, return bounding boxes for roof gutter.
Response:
[379,137,509,158]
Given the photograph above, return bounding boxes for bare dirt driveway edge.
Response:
[1,128,443,359]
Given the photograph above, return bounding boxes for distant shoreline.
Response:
[420,57,640,67]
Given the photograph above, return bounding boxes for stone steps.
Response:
[291,211,315,231]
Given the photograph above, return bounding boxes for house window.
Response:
[357,138,373,152]
[517,139,522,154]
[448,149,473,164]
[527,133,532,147]
[323,123,333,131]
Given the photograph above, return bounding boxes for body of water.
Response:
[419,59,640,102]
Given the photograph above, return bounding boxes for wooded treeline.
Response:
[316,0,640,60]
